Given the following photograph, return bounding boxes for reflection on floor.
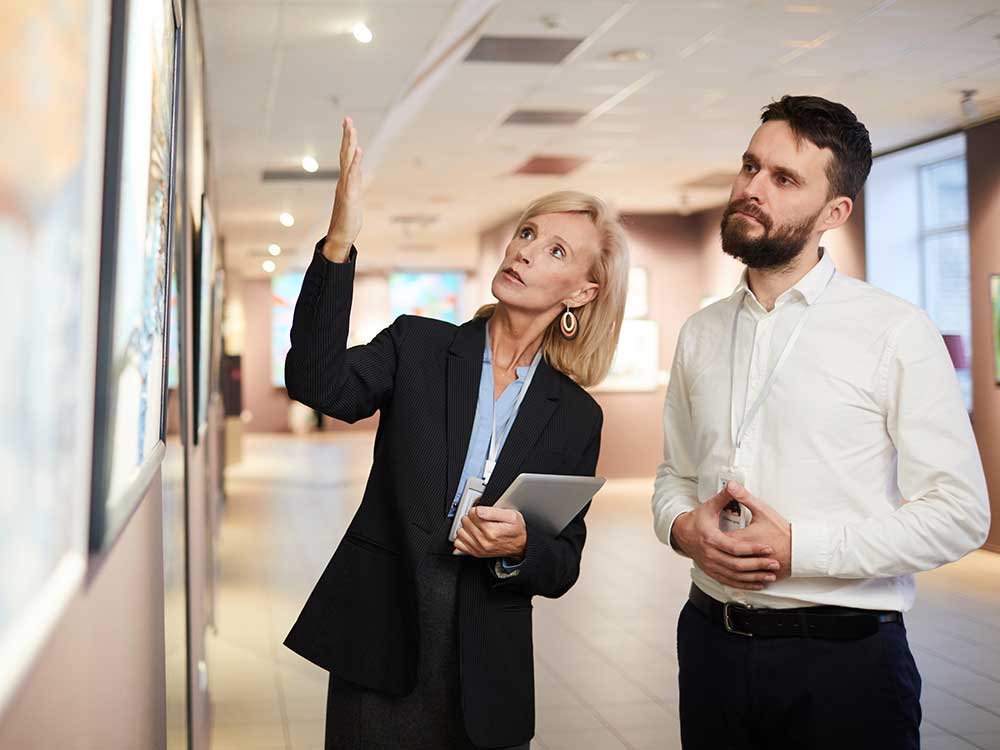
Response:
[208,433,1000,750]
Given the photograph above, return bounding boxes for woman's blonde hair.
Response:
[475,190,629,388]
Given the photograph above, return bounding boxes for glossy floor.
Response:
[208,433,1000,750]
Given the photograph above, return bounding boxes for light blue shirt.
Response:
[448,336,534,518]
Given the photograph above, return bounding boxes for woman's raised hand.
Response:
[322,117,363,262]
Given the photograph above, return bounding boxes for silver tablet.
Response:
[494,473,606,536]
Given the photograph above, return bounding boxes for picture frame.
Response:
[193,193,215,440]
[90,0,181,552]
[0,0,113,713]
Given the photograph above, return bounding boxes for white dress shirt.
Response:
[652,248,990,612]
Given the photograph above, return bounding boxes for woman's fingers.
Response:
[338,117,351,172]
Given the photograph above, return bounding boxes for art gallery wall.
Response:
[0,0,217,747]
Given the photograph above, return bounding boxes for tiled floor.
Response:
[208,433,1000,750]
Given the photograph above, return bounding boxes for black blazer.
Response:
[283,243,603,748]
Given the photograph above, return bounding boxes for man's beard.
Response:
[720,200,819,271]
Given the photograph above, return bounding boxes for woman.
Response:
[283,118,629,750]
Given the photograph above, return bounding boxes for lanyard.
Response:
[484,328,542,483]
[728,274,833,466]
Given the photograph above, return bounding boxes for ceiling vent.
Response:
[513,155,587,176]
[503,109,586,126]
[261,169,340,182]
[465,35,583,64]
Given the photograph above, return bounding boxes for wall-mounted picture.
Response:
[624,267,648,319]
[592,319,661,393]
[991,274,1000,385]
[91,0,180,551]
[272,271,305,387]
[193,193,214,438]
[389,271,464,323]
[0,0,111,713]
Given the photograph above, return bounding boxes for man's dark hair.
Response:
[761,95,872,201]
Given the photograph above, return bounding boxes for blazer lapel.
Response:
[480,359,561,507]
[445,319,487,515]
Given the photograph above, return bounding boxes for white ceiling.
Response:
[201,0,1000,278]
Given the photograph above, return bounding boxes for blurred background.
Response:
[3,1,1000,749]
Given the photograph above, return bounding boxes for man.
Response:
[652,95,990,749]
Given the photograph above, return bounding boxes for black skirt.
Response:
[324,553,530,750]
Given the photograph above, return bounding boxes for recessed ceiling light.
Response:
[608,48,651,63]
[279,212,295,227]
[352,22,373,44]
[268,244,281,256]
[262,260,276,273]
[302,156,319,173]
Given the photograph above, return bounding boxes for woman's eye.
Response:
[519,227,534,240]
[552,246,566,259]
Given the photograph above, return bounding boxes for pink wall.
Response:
[966,118,1000,551]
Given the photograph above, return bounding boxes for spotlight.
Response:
[262,260,276,273]
[268,244,281,256]
[302,156,319,173]
[352,22,373,44]
[279,212,295,227]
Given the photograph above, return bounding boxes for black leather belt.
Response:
[689,584,902,640]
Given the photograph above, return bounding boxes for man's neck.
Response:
[746,244,823,312]
[488,305,547,373]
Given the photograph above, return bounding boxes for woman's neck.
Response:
[488,304,548,373]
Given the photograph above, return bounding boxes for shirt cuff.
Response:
[791,520,832,578]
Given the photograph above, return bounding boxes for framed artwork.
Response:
[991,274,1000,386]
[591,319,661,393]
[271,271,305,387]
[389,271,464,323]
[624,267,648,319]
[0,0,112,713]
[192,193,214,439]
[91,0,180,551]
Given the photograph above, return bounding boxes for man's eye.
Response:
[743,163,756,174]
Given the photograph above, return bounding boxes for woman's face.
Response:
[491,211,600,316]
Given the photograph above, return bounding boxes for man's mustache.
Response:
[724,200,772,232]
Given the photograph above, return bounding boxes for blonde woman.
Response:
[283,118,629,750]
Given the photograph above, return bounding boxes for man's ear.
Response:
[820,196,853,232]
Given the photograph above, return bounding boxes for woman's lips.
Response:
[502,268,525,285]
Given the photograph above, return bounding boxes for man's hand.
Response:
[672,488,780,590]
[453,506,528,561]
[726,481,793,581]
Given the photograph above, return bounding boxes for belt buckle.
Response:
[723,602,754,637]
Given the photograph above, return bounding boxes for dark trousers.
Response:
[677,600,922,750]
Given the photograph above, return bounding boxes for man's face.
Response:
[721,120,834,270]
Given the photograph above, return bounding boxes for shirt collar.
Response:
[729,247,837,307]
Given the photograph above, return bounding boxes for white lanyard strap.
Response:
[727,272,834,465]
[484,331,542,483]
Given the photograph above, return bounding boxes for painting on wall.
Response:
[389,271,464,323]
[272,271,305,387]
[193,193,214,438]
[624,267,648,319]
[592,319,661,393]
[991,274,1000,386]
[91,0,180,551]
[0,0,112,714]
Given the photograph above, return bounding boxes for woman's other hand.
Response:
[454,506,528,561]
[322,117,363,262]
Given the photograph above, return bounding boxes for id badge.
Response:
[718,467,752,532]
[448,477,486,543]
